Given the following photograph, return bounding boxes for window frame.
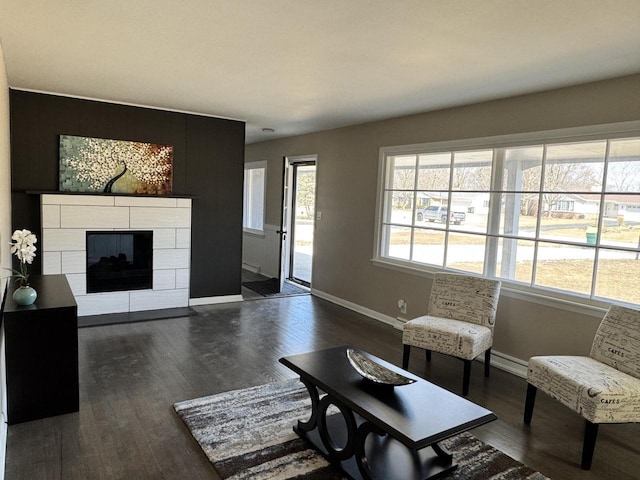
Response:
[243,161,267,236]
[373,121,640,314]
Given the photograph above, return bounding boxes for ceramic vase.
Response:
[12,285,37,306]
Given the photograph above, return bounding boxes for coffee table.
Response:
[279,346,496,480]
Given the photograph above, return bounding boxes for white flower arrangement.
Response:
[7,229,37,286]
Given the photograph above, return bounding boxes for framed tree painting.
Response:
[59,135,174,195]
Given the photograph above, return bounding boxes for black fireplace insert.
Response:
[86,231,153,293]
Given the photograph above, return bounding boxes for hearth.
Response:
[86,230,153,293]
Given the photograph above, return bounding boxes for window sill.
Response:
[370,257,609,318]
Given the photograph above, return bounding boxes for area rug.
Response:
[242,278,309,297]
[174,379,549,480]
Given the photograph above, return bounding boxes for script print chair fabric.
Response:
[525,305,640,470]
[402,273,501,396]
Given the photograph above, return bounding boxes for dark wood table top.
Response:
[280,346,496,450]
[4,274,77,313]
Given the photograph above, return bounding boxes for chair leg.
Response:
[402,345,411,369]
[524,384,537,425]
[462,360,472,396]
[426,349,431,362]
[581,421,599,470]
[484,348,491,377]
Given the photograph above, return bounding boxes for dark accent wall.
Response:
[9,90,245,299]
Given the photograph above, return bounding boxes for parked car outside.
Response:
[416,205,466,224]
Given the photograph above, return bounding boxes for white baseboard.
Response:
[189,294,244,306]
[311,289,403,330]
[241,263,261,274]
[310,288,528,379]
[395,316,409,329]
[488,350,528,379]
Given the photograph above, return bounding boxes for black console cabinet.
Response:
[3,274,79,424]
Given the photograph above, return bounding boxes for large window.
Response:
[376,129,640,307]
[243,161,266,233]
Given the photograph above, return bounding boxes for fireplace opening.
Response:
[86,231,153,293]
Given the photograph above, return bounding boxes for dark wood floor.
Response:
[5,295,640,479]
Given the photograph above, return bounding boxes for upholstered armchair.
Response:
[525,305,640,470]
[402,273,502,396]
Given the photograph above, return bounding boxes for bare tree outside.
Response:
[542,163,600,216]
[518,162,601,217]
[295,169,316,219]
[606,161,640,192]
[389,154,417,210]
[451,165,492,191]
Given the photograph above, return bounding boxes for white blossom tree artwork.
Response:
[59,135,174,195]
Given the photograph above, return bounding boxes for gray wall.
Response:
[245,74,640,364]
[0,39,11,478]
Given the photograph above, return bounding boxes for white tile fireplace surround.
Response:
[40,194,191,317]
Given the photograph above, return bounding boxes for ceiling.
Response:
[1,1,639,144]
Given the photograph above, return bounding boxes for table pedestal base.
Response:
[295,379,457,480]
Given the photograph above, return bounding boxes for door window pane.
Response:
[291,164,315,284]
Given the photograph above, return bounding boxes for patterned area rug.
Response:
[174,379,548,480]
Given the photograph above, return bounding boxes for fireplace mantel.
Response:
[27,190,197,199]
[40,193,192,317]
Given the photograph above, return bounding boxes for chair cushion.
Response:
[590,305,640,379]
[528,355,640,424]
[403,315,493,360]
[429,273,501,329]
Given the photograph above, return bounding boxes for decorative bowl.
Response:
[346,348,416,386]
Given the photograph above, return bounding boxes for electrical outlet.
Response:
[397,299,407,314]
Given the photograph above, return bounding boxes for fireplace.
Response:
[86,231,153,293]
[41,193,192,316]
